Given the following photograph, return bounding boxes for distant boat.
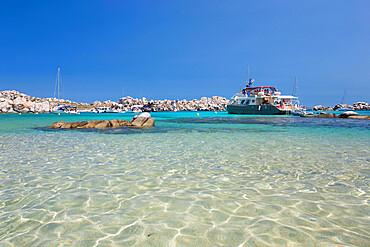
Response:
[92,107,115,113]
[337,90,352,111]
[52,67,79,114]
[130,105,143,113]
[53,105,79,114]
[290,77,307,116]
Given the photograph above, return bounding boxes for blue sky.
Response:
[0,0,369,106]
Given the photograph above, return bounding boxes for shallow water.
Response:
[0,112,369,246]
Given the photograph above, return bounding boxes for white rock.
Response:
[138,112,151,118]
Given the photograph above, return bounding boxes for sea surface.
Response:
[0,111,369,246]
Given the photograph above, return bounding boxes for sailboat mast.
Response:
[341,90,347,105]
[292,76,298,97]
[57,66,60,101]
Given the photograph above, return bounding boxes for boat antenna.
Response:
[292,76,298,97]
[246,64,249,87]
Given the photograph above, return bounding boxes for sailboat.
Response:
[52,66,79,114]
[337,90,352,111]
[290,77,308,116]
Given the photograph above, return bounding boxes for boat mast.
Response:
[57,66,60,101]
[340,89,347,105]
[292,76,298,97]
[53,66,61,108]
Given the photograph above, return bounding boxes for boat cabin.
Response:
[56,105,77,111]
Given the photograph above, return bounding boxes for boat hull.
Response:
[226,105,290,115]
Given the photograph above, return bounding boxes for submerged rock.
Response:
[347,115,370,119]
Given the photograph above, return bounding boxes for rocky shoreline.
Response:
[312,102,370,111]
[0,90,228,113]
[1,90,369,113]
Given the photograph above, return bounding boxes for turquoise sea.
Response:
[0,111,369,246]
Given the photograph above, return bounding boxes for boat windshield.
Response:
[242,86,277,96]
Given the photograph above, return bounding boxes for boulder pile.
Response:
[50,113,155,129]
[0,90,228,113]
[0,90,51,113]
[352,102,370,110]
[313,102,370,111]
[118,96,228,111]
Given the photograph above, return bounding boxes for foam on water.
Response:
[0,112,369,246]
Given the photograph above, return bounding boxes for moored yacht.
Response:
[226,86,299,115]
[225,68,300,115]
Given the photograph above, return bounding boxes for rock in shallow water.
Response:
[50,113,155,129]
[338,111,359,118]
[300,112,337,118]
[300,111,369,120]
[50,121,67,128]
[93,120,111,129]
[127,112,155,127]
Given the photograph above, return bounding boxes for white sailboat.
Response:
[337,90,352,111]
[52,67,79,114]
[290,77,308,115]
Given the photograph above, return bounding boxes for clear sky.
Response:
[0,0,369,106]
